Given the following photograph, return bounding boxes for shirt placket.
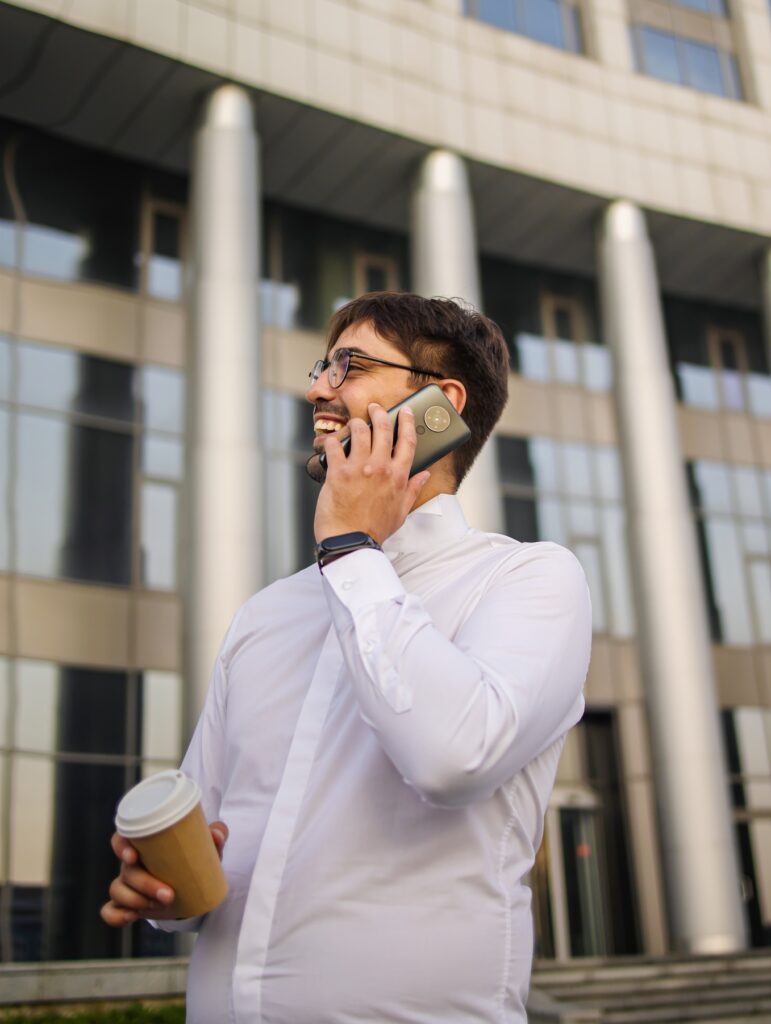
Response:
[231,626,343,1023]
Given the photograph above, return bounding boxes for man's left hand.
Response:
[314,403,431,545]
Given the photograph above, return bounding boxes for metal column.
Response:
[186,85,262,729]
[410,149,504,534]
[597,200,746,953]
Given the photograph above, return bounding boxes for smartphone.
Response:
[318,383,471,477]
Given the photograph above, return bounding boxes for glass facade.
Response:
[464,0,584,53]
[261,202,408,332]
[632,25,743,98]
[497,435,635,637]
[0,658,181,960]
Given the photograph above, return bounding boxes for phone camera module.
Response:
[424,406,451,433]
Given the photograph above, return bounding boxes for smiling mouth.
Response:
[313,417,348,449]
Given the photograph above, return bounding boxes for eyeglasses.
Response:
[308,348,443,389]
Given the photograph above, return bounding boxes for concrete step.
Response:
[540,975,771,1002]
[601,997,771,1024]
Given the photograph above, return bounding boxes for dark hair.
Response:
[326,292,509,486]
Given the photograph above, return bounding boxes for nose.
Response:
[305,365,335,405]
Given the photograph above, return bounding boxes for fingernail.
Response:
[123,911,137,923]
[212,828,225,845]
[403,406,414,416]
[121,849,134,863]
[157,887,174,903]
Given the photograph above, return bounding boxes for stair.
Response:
[528,950,771,1024]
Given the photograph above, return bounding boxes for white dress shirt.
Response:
[165,493,591,1024]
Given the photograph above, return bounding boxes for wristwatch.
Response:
[316,531,382,572]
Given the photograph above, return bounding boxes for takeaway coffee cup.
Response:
[115,770,228,918]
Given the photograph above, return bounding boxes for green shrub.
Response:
[0,1005,185,1023]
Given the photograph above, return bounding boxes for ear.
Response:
[439,379,467,415]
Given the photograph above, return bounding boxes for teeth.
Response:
[314,419,345,434]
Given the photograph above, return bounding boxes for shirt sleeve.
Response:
[322,543,591,808]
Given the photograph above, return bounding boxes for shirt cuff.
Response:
[321,547,405,612]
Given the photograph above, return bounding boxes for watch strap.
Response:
[316,531,382,572]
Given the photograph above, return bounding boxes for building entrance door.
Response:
[533,787,611,959]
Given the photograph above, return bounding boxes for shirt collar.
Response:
[382,493,470,561]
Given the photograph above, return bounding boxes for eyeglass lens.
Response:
[309,349,349,388]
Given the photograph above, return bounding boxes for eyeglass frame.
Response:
[308,347,444,389]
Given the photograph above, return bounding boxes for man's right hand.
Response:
[100,821,229,927]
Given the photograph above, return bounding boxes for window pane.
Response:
[265,455,318,579]
[21,224,88,281]
[703,517,754,644]
[594,447,623,503]
[573,540,607,632]
[720,369,745,410]
[677,365,719,409]
[142,671,181,761]
[747,374,771,418]
[260,280,300,329]
[0,409,9,571]
[0,335,11,399]
[147,212,182,301]
[749,561,771,643]
[141,482,178,590]
[18,343,134,423]
[568,500,597,537]
[742,523,769,556]
[552,340,580,385]
[477,0,516,31]
[143,435,184,481]
[524,0,563,48]
[581,345,612,392]
[562,442,593,498]
[11,755,55,885]
[535,497,565,544]
[530,437,560,493]
[16,661,57,753]
[639,27,681,84]
[733,466,763,517]
[16,415,134,584]
[141,366,185,434]
[516,334,550,381]
[683,39,724,96]
[600,506,636,637]
[497,436,536,488]
[0,218,14,268]
[503,495,539,542]
[262,391,311,453]
[691,461,732,513]
[0,658,8,751]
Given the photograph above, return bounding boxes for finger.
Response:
[120,862,175,904]
[210,821,229,858]
[368,403,394,462]
[109,875,165,913]
[344,417,371,462]
[101,900,138,927]
[111,832,138,866]
[406,469,431,501]
[393,406,418,471]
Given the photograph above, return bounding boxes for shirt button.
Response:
[363,638,376,653]
[341,579,354,591]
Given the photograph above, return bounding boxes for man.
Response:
[103,293,591,1023]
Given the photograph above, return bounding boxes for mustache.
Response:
[313,402,349,419]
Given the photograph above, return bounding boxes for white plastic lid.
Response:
[115,770,201,839]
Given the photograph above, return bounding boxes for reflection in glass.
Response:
[142,671,182,761]
[16,415,134,584]
[0,335,10,399]
[638,27,681,83]
[140,366,185,434]
[18,343,134,423]
[10,755,54,885]
[749,561,771,643]
[497,436,536,489]
[560,808,608,956]
[21,224,88,282]
[0,409,8,571]
[683,38,724,96]
[476,0,516,31]
[143,435,184,481]
[553,340,579,384]
[141,483,178,590]
[503,496,539,543]
[16,661,57,753]
[703,517,753,644]
[147,212,182,301]
[677,364,719,409]
[525,0,564,49]
[573,541,607,633]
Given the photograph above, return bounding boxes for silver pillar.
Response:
[598,200,746,954]
[410,150,504,534]
[186,85,262,731]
